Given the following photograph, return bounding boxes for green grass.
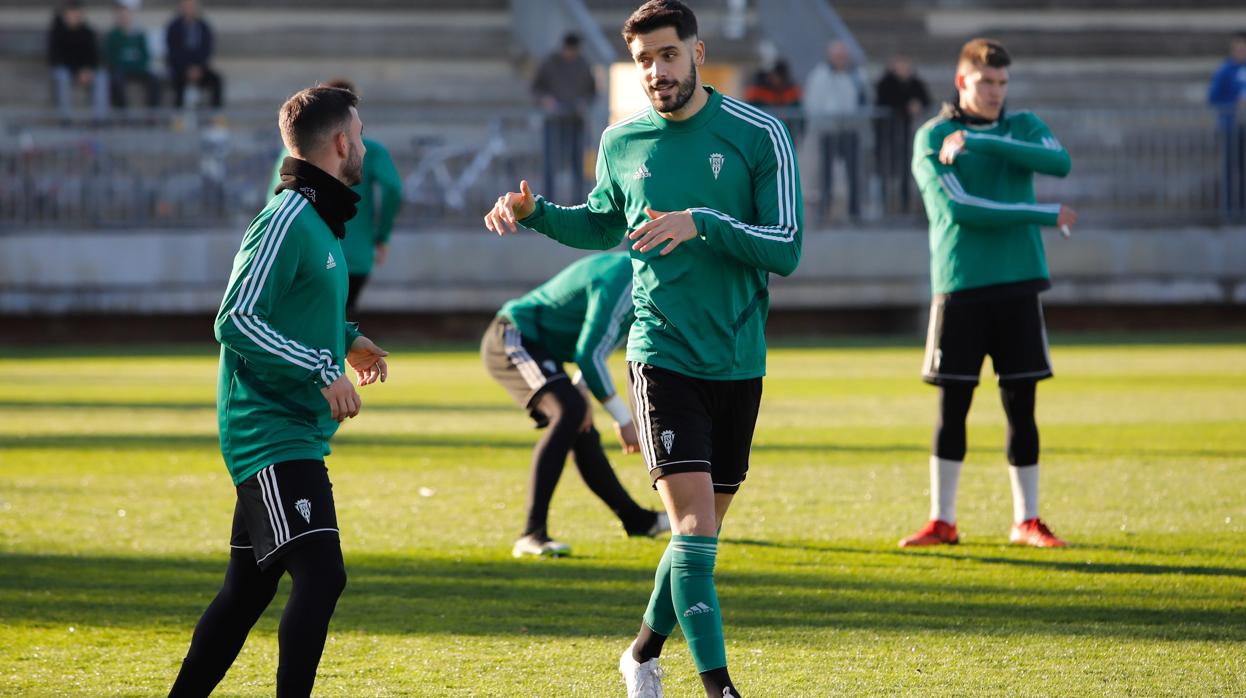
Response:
[1,337,1244,696]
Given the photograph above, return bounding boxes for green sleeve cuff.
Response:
[517,197,546,228]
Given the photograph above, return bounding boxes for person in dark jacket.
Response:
[532,33,597,202]
[874,54,930,213]
[48,0,109,118]
[165,0,223,108]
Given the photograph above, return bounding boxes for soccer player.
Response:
[485,2,801,695]
[169,86,390,697]
[269,79,402,317]
[901,38,1076,549]
[482,251,669,557]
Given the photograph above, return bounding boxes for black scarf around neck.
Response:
[941,92,1005,126]
[274,157,360,239]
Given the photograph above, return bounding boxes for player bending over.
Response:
[482,251,669,557]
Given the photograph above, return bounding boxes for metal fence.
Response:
[767,103,1243,227]
[0,104,1242,232]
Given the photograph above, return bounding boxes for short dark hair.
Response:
[324,78,358,96]
[278,86,358,155]
[562,32,580,48]
[622,0,698,43]
[1233,32,1246,42]
[957,38,1011,72]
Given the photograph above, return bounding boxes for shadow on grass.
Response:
[2,550,1242,644]
[0,434,535,451]
[725,539,1246,579]
[0,400,512,415]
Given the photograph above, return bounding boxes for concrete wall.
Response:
[2,226,1243,316]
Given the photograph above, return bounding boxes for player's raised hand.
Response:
[347,335,389,386]
[484,180,536,235]
[939,130,967,164]
[615,421,641,454]
[629,207,697,255]
[321,374,361,422]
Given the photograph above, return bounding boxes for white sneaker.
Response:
[511,534,571,558]
[619,643,664,698]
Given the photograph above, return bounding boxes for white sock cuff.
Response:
[1008,464,1040,523]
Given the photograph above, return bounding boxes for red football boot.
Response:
[1009,518,1067,547]
[898,519,959,547]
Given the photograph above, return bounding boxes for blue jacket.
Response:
[1208,59,1246,131]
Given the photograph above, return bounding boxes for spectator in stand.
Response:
[106,1,161,109]
[744,59,802,137]
[875,54,930,213]
[532,33,598,202]
[804,40,868,223]
[48,0,109,119]
[166,0,223,109]
[1208,32,1246,219]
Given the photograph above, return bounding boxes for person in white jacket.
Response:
[803,41,868,222]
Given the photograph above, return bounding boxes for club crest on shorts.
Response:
[295,498,312,523]
[660,429,675,454]
[709,153,724,180]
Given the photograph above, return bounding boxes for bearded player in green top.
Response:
[900,38,1077,550]
[486,3,800,696]
[169,86,390,697]
[269,78,402,317]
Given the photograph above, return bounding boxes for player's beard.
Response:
[341,141,363,187]
[645,55,698,114]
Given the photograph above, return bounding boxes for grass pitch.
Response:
[1,336,1244,696]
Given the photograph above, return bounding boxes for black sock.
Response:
[632,621,668,663]
[699,666,740,697]
[572,427,651,533]
[274,536,347,698]
[522,384,586,538]
[169,549,282,697]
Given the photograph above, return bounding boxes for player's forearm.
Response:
[344,321,362,348]
[520,197,623,250]
[963,134,1071,177]
[949,199,1060,228]
[215,310,341,387]
[692,209,802,276]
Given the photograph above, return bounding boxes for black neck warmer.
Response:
[274,157,360,239]
[941,93,1006,126]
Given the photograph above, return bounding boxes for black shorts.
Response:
[481,316,569,426]
[627,362,763,495]
[231,459,340,570]
[922,293,1053,387]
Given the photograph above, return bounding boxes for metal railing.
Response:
[760,103,1243,227]
[1,104,1243,232]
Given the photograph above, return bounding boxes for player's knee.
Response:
[324,563,347,600]
[1006,421,1040,466]
[542,383,587,428]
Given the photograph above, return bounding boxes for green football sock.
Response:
[642,542,677,635]
[670,534,726,673]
